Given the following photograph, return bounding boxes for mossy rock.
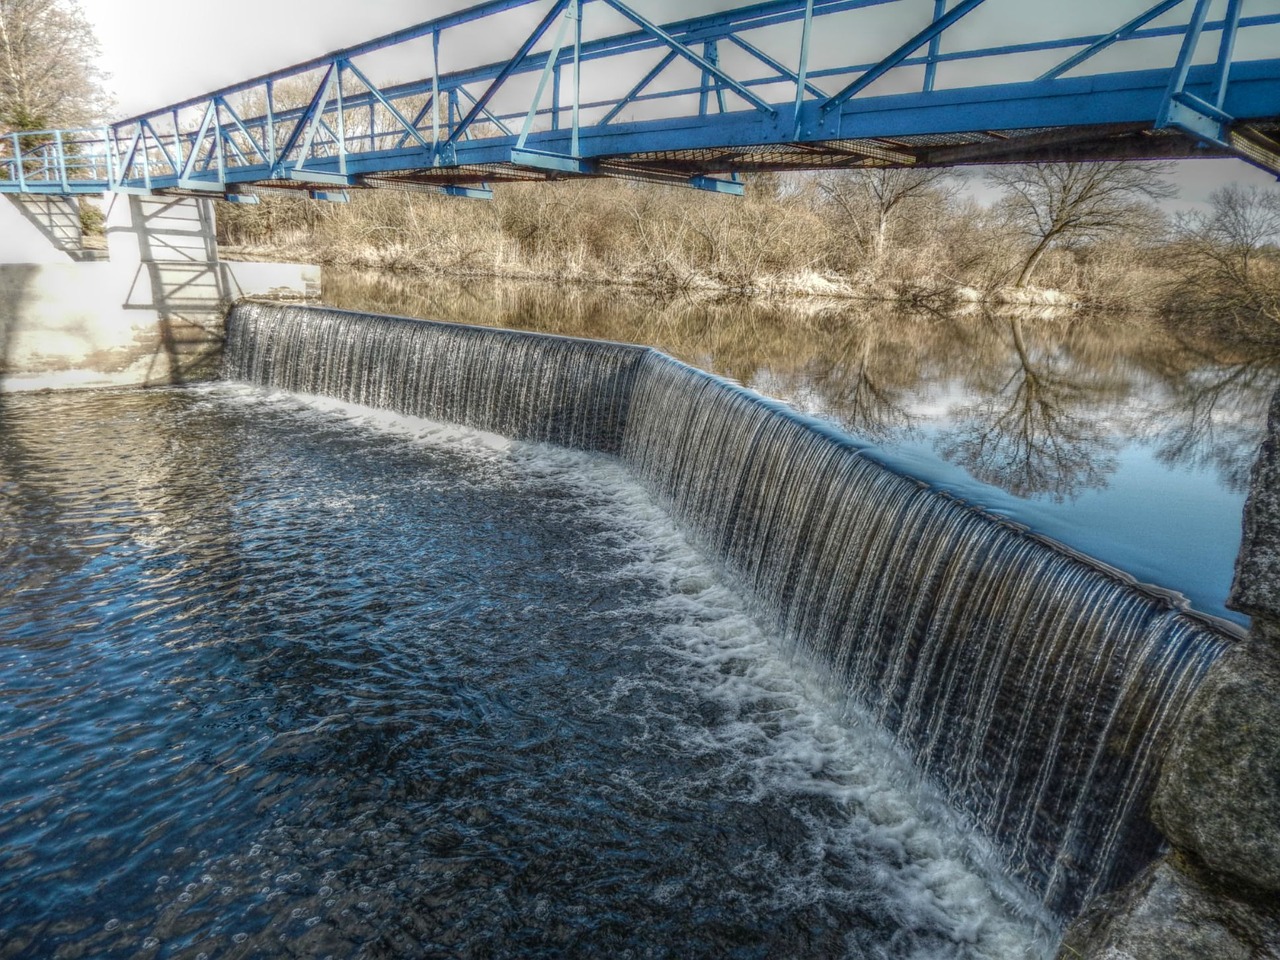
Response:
[1057,856,1279,959]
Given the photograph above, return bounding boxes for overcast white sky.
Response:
[80,0,1278,205]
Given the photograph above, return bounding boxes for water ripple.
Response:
[0,386,1051,959]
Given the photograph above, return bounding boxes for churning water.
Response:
[219,304,1234,922]
[0,385,1051,958]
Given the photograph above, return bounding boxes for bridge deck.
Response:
[3,0,1279,199]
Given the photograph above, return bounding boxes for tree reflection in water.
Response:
[1130,339,1280,494]
[933,314,1126,502]
[319,268,1280,505]
[749,314,930,443]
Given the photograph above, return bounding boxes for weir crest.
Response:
[224,301,1236,923]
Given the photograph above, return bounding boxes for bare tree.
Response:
[986,161,1174,288]
[819,166,954,268]
[0,0,108,132]
[1167,183,1280,335]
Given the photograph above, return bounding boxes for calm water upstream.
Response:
[322,269,1280,626]
[0,386,1051,958]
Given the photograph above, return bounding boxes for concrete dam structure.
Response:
[225,301,1278,952]
[0,195,315,390]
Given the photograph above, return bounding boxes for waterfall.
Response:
[224,304,1235,921]
[225,303,647,453]
[618,353,1232,918]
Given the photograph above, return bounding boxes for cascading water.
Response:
[225,302,647,452]
[224,302,1236,922]
[618,353,1233,918]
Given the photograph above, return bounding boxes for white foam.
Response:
[200,383,1058,957]
[562,472,1057,957]
[197,383,514,455]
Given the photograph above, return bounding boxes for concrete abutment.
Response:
[0,194,316,390]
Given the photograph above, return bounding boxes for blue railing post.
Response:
[54,130,69,192]
[12,134,27,192]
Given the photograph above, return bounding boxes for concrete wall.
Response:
[0,195,77,264]
[0,193,318,391]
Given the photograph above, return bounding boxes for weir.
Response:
[225,301,1236,924]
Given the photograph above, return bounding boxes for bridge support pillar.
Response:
[1,194,317,391]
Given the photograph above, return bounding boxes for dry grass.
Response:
[216,174,1276,328]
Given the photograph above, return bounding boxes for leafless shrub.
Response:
[1164,184,1280,340]
[218,160,1267,333]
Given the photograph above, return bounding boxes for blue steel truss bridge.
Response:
[3,0,1279,201]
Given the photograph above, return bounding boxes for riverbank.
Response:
[214,177,1174,314]
[222,243,1087,312]
[214,173,1279,340]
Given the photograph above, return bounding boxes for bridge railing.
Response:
[2,0,1278,198]
[1,129,116,194]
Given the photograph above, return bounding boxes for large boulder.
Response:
[1056,856,1279,959]
[1150,641,1280,896]
[1230,389,1280,623]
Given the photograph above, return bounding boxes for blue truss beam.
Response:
[115,6,1278,144]
[100,57,1266,191]
[3,0,1279,198]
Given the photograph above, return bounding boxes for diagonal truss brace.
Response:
[447,0,571,148]
[342,59,432,149]
[177,101,220,187]
[112,128,145,189]
[599,50,678,126]
[727,34,827,102]
[821,0,988,115]
[272,64,337,178]
[214,97,271,164]
[140,119,179,176]
[1039,0,1188,82]
[457,87,515,137]
[601,0,777,117]
[516,0,580,152]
